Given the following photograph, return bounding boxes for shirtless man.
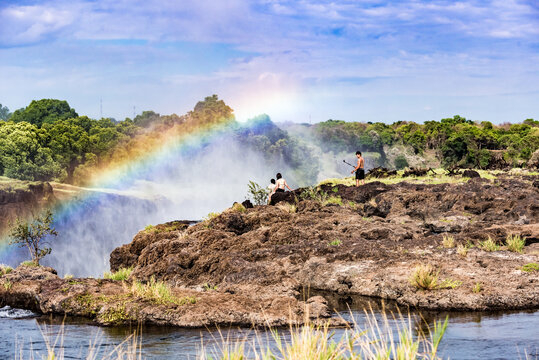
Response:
[351,151,365,186]
[275,173,292,192]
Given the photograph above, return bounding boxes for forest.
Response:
[0,98,537,185]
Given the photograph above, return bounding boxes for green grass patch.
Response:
[104,267,133,281]
[329,239,342,246]
[20,260,38,267]
[521,263,539,272]
[131,277,196,306]
[0,265,13,276]
[323,195,343,206]
[472,282,482,293]
[231,202,246,213]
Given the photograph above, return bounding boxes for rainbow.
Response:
[0,113,272,266]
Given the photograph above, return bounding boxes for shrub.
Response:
[506,234,525,253]
[394,154,409,170]
[104,267,133,281]
[479,236,500,252]
[521,263,539,272]
[247,180,269,206]
[441,235,455,248]
[410,264,439,290]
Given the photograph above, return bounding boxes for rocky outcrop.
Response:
[113,176,539,312]
[0,265,338,328]
[2,174,539,328]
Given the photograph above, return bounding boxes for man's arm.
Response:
[284,180,292,191]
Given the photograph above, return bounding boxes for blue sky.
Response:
[0,0,538,124]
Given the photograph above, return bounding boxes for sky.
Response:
[0,0,538,124]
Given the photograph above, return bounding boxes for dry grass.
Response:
[129,277,196,306]
[442,235,455,248]
[456,244,468,257]
[276,202,297,213]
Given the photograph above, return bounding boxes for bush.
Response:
[394,154,409,170]
[247,180,269,205]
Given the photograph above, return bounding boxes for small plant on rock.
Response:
[472,282,482,293]
[203,283,218,291]
[506,234,525,253]
[323,196,343,206]
[439,278,462,289]
[3,280,12,291]
[0,265,13,276]
[456,244,468,257]
[410,264,439,291]
[479,236,500,252]
[329,239,342,246]
[63,274,74,279]
[521,263,539,272]
[442,235,455,248]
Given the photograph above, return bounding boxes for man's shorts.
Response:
[356,169,365,180]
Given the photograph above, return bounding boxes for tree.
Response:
[10,99,78,127]
[9,210,58,266]
[394,155,409,170]
[0,103,11,121]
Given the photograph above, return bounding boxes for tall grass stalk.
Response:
[199,308,449,360]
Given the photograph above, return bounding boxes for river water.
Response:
[1,302,537,360]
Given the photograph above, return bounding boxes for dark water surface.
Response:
[0,303,537,359]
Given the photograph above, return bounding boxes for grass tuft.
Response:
[329,239,342,246]
[479,236,500,252]
[130,277,196,306]
[0,264,13,276]
[506,234,525,253]
[441,235,455,248]
[323,195,343,206]
[409,264,439,290]
[231,202,246,213]
[104,267,133,281]
[21,260,38,267]
[472,282,482,293]
[456,244,468,257]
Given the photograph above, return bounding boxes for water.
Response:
[1,304,537,359]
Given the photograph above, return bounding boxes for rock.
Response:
[528,149,539,169]
[462,169,481,178]
[241,199,254,209]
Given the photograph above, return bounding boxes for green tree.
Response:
[10,99,78,127]
[394,155,409,170]
[133,110,161,127]
[0,103,11,121]
[9,210,58,266]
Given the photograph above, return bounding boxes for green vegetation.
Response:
[323,195,343,206]
[130,277,196,306]
[521,263,539,272]
[441,234,455,248]
[203,212,220,221]
[203,283,218,291]
[506,234,525,253]
[409,264,440,291]
[0,265,13,276]
[394,154,409,170]
[312,116,539,168]
[201,311,448,360]
[21,260,39,267]
[329,239,342,246]
[410,264,462,291]
[63,273,74,279]
[104,267,134,281]
[98,304,134,325]
[3,280,12,291]
[9,210,57,266]
[247,180,269,205]
[456,244,469,257]
[479,237,500,252]
[473,282,483,293]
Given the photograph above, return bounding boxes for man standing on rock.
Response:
[351,151,365,187]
